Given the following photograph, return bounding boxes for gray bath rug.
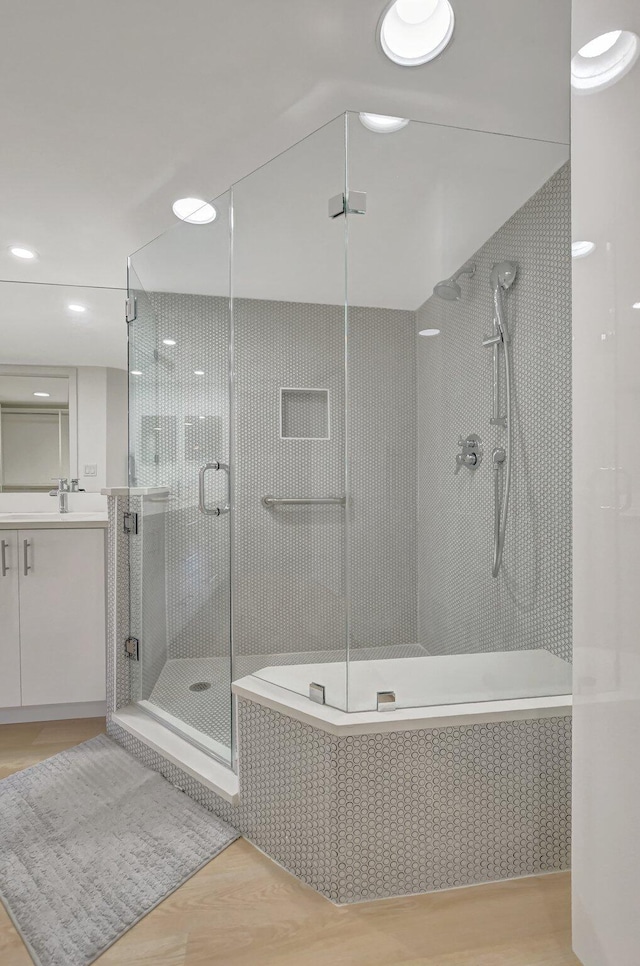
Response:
[0,734,239,966]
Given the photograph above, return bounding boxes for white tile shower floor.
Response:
[146,658,232,749]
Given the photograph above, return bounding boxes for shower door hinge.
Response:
[327,190,367,218]
[124,637,140,661]
[377,690,396,712]
[309,682,326,705]
[123,511,138,534]
[125,296,137,323]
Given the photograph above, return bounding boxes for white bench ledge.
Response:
[102,486,171,497]
[232,674,572,737]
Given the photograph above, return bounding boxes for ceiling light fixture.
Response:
[9,246,37,260]
[130,370,143,376]
[359,112,410,133]
[378,0,455,67]
[162,338,177,346]
[419,328,441,337]
[571,30,639,93]
[633,302,640,310]
[572,240,596,258]
[33,392,50,397]
[194,369,205,375]
[68,304,86,313]
[172,197,217,225]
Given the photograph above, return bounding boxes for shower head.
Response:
[434,278,462,301]
[433,261,476,301]
[490,261,517,292]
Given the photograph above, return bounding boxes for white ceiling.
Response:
[0,284,126,369]
[0,0,571,365]
[131,116,568,308]
[0,374,69,407]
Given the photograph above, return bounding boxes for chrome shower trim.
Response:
[485,261,518,578]
[433,261,476,301]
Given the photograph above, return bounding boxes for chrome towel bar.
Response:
[262,495,346,508]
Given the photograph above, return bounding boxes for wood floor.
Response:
[0,718,582,966]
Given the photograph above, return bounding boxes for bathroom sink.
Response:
[0,512,108,524]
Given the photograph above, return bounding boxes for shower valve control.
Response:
[455,434,483,474]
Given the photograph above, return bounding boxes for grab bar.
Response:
[199,461,231,516]
[262,495,346,508]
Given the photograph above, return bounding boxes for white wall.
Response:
[106,367,128,488]
[572,2,640,964]
[77,366,127,491]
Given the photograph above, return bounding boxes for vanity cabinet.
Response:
[0,527,106,711]
[0,532,21,707]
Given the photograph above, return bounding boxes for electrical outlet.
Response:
[84,464,98,477]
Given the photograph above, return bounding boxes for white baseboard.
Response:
[0,701,106,724]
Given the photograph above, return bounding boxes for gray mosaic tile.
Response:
[416,163,572,663]
[108,696,571,905]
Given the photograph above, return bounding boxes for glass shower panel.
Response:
[345,112,571,711]
[127,192,233,763]
[233,116,349,710]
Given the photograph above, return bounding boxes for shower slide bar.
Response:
[262,495,346,508]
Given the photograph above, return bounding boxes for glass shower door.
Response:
[127,192,233,764]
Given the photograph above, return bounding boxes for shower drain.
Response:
[189,681,212,692]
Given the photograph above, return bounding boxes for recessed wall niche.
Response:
[279,388,330,440]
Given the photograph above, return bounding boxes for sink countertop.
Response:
[0,512,108,529]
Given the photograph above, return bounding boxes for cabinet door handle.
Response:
[23,539,31,576]
[1,539,8,577]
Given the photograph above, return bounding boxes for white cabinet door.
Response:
[0,531,21,707]
[19,528,106,706]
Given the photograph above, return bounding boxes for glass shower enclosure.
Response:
[126,112,571,766]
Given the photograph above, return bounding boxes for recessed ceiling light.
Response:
[419,328,441,337]
[130,370,143,375]
[580,30,622,58]
[359,112,410,133]
[572,240,596,258]
[68,303,86,313]
[9,246,37,260]
[172,197,217,225]
[378,0,455,67]
[572,30,639,93]
[184,422,193,427]
[633,302,640,310]
[33,391,50,397]
[194,369,205,375]
[162,338,177,346]
[199,416,206,420]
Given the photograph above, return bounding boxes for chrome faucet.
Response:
[49,478,70,513]
[454,435,483,474]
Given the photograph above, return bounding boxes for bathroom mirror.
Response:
[0,368,76,492]
[0,282,128,493]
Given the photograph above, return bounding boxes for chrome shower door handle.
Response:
[1,539,8,577]
[198,461,231,516]
[23,539,31,576]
